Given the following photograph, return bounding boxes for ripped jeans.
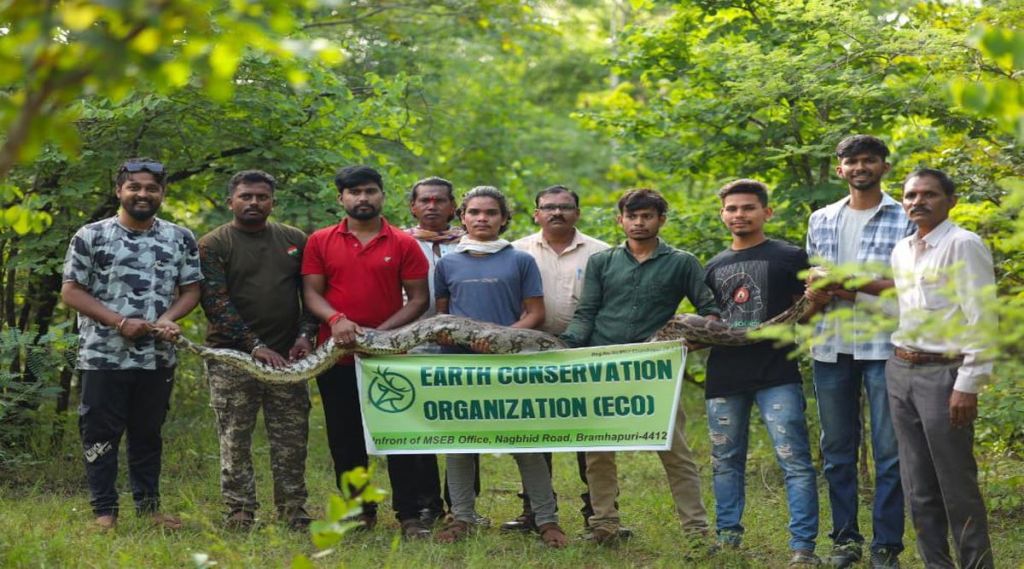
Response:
[706,383,818,551]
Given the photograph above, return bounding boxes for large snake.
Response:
[175,296,811,385]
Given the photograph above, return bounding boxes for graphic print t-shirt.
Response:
[703,239,808,398]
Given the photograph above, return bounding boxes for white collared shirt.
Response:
[890,220,996,392]
[512,230,610,335]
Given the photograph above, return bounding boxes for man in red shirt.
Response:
[302,165,431,538]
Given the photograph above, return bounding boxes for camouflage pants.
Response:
[207,360,310,518]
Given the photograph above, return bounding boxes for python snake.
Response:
[176,296,811,385]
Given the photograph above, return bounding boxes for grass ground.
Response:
[0,363,1021,568]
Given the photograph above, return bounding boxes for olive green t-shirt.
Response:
[199,222,311,354]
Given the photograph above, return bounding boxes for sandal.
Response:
[537,522,568,548]
[435,519,471,543]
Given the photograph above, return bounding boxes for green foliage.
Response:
[951,26,1024,141]
[0,323,75,465]
[0,0,343,183]
[307,466,386,552]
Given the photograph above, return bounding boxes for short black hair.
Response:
[228,170,276,196]
[334,165,383,193]
[905,168,956,197]
[115,157,166,188]
[457,186,511,234]
[617,188,668,215]
[835,135,890,161]
[534,185,580,208]
[409,176,455,203]
[717,179,769,207]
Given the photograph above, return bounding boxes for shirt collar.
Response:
[114,216,162,235]
[536,229,585,253]
[913,218,955,249]
[334,217,394,237]
[822,192,901,219]
[616,237,672,260]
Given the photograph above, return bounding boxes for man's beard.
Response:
[236,210,269,226]
[848,175,881,191]
[346,204,380,220]
[124,202,159,221]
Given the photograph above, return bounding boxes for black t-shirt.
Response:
[703,239,809,398]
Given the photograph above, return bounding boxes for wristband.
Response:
[250,343,267,356]
[116,317,128,332]
[327,312,347,326]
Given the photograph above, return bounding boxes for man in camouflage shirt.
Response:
[61,158,202,531]
[198,170,317,531]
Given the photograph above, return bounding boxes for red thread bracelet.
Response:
[327,312,347,326]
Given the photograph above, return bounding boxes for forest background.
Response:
[0,0,1021,567]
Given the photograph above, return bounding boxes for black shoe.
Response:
[346,512,377,532]
[869,547,900,569]
[281,506,313,531]
[418,507,445,527]
[401,518,432,540]
[828,542,863,568]
[287,515,312,532]
[500,513,537,533]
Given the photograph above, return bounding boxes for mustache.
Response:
[910,207,931,214]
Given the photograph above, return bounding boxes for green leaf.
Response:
[324,494,347,522]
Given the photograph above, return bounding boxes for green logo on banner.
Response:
[368,366,415,413]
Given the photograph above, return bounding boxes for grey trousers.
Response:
[886,357,994,569]
[447,453,558,526]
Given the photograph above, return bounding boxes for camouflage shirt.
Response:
[62,216,203,370]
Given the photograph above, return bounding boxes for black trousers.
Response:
[78,367,175,516]
[317,364,430,522]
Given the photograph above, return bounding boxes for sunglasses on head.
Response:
[119,161,165,174]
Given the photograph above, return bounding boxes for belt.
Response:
[894,347,963,366]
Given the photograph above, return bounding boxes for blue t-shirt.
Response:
[434,246,543,326]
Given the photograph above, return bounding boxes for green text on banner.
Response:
[354,341,687,454]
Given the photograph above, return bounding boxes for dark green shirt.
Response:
[561,239,719,347]
[199,222,316,354]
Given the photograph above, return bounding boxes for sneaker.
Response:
[400,518,432,540]
[869,547,901,569]
[225,510,255,531]
[708,530,742,554]
[828,542,863,568]
[348,512,377,531]
[499,512,537,533]
[470,512,491,527]
[789,549,821,567]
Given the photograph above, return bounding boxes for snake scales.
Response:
[175,296,811,385]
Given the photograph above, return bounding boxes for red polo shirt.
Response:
[302,218,428,355]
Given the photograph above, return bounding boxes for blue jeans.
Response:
[706,383,818,551]
[813,356,904,552]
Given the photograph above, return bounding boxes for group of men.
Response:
[61,133,996,568]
